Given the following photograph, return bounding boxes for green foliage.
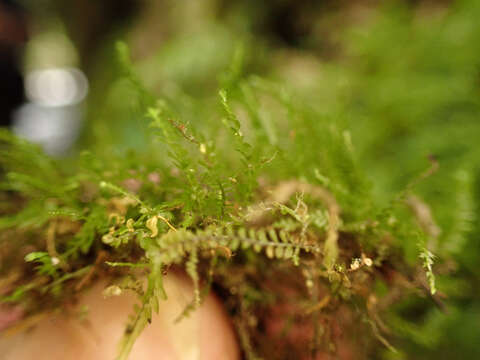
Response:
[2,1,480,359]
[24,252,59,278]
[419,246,436,295]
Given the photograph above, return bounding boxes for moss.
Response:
[2,2,480,358]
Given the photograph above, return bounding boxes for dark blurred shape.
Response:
[54,0,142,71]
[262,0,319,47]
[218,0,352,49]
[0,0,27,127]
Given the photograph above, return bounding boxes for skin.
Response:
[0,273,239,360]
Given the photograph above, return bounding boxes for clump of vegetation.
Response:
[1,1,480,359]
[0,58,438,360]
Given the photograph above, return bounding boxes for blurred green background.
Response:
[2,0,480,358]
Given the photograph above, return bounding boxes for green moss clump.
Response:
[2,1,480,358]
